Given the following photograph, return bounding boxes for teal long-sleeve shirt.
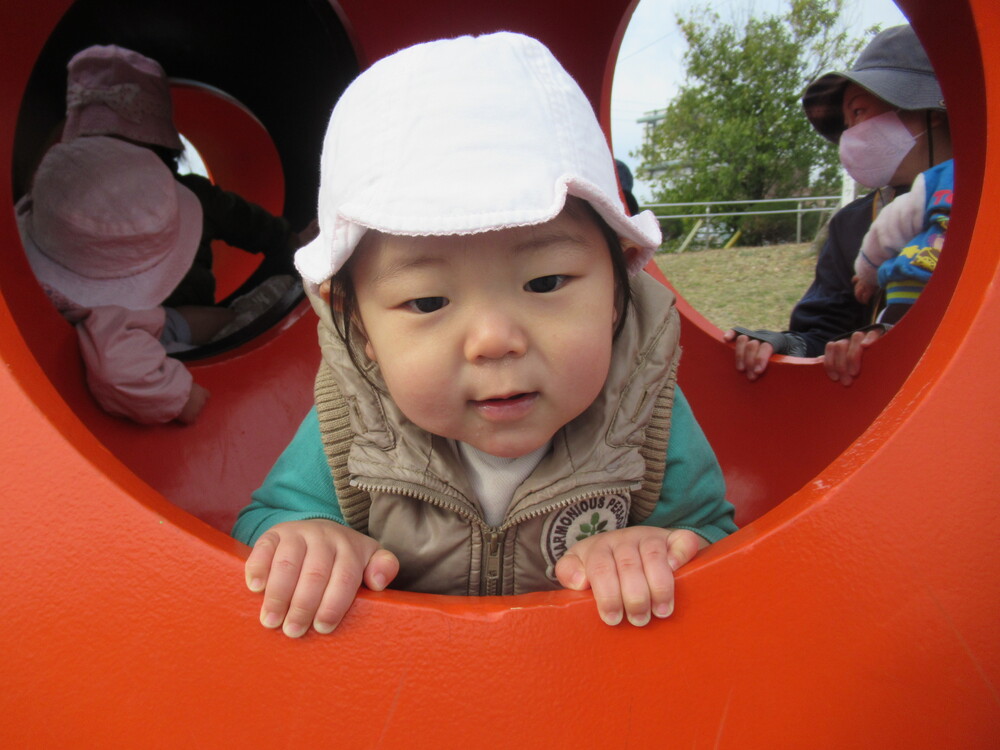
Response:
[232,388,736,546]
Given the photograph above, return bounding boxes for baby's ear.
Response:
[620,241,643,271]
[349,314,376,362]
[620,239,654,277]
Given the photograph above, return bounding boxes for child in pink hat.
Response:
[17,136,226,423]
[62,44,314,310]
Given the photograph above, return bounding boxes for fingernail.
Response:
[261,611,282,629]
[371,573,386,591]
[570,570,586,589]
[601,610,623,626]
[627,612,651,627]
[314,621,336,635]
[654,601,674,619]
[283,622,308,638]
[247,577,264,593]
[668,555,680,571]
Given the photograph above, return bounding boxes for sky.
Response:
[610,0,909,201]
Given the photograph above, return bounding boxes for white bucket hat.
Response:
[295,31,661,286]
[23,136,202,310]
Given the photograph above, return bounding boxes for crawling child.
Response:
[232,32,736,636]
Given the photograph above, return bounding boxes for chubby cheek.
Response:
[556,329,614,410]
[371,344,457,432]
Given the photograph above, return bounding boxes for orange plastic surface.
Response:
[0,0,997,747]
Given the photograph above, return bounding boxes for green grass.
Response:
[654,243,818,332]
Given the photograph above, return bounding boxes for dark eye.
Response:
[525,275,567,293]
[407,297,447,313]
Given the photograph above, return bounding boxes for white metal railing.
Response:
[644,195,843,245]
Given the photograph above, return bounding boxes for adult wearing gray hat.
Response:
[725,25,952,385]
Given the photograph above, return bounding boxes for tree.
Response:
[636,0,871,245]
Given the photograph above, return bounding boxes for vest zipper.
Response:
[483,530,502,596]
[504,484,638,526]
[352,479,504,595]
[352,479,637,596]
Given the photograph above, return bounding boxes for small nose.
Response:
[463,308,527,363]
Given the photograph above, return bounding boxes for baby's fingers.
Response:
[312,548,399,634]
[311,554,366,635]
[638,536,675,620]
[363,549,400,592]
[254,532,308,632]
[579,546,625,626]
[554,552,589,591]
[281,547,337,638]
[311,548,399,634]
[665,529,703,572]
[245,529,281,593]
[613,543,654,627]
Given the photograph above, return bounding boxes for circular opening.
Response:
[3,0,358,531]
[610,0,968,525]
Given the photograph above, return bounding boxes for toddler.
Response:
[63,44,313,311]
[233,32,736,636]
[18,135,210,423]
[854,158,954,324]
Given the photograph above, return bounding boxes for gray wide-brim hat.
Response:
[803,25,945,143]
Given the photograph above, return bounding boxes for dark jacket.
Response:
[788,191,881,356]
[164,173,294,307]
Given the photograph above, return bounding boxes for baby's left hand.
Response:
[555,527,704,626]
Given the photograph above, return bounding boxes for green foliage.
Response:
[636,0,870,245]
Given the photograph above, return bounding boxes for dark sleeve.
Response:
[177,173,294,257]
[787,193,877,356]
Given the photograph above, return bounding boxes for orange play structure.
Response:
[0,0,996,746]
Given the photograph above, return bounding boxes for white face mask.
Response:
[839,111,921,188]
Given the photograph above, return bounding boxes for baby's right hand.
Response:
[244,519,399,637]
[853,275,878,304]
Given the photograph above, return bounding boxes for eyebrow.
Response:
[369,254,447,286]
[511,229,591,255]
[368,227,593,286]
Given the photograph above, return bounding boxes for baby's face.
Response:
[350,206,618,458]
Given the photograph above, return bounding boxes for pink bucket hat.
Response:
[22,136,203,310]
[62,44,183,151]
[295,32,662,286]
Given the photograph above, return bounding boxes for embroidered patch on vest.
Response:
[542,493,630,580]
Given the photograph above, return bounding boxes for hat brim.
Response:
[24,180,203,310]
[803,69,945,143]
[294,178,661,286]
